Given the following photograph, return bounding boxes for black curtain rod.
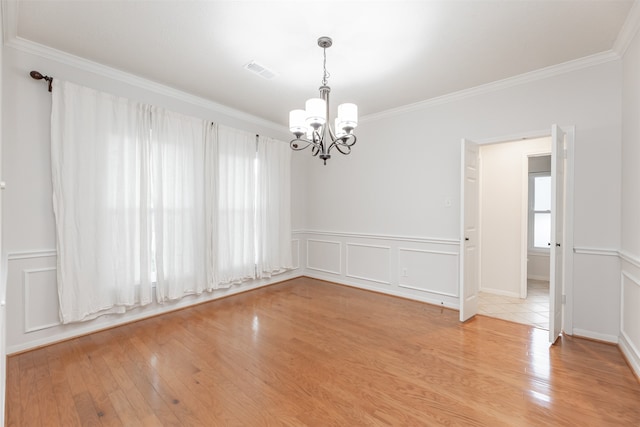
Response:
[30,70,53,92]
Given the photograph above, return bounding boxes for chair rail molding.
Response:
[572,247,619,257]
[7,249,57,261]
[299,229,459,246]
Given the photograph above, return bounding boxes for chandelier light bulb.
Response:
[289,109,307,136]
[337,103,358,132]
[305,98,326,128]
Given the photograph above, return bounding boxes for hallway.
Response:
[478,279,549,330]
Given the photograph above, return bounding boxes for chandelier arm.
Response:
[290,136,322,151]
[329,134,357,155]
[327,140,342,155]
[331,133,358,154]
[334,144,351,155]
[312,139,324,157]
[337,134,357,147]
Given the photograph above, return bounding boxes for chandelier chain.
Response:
[322,47,330,86]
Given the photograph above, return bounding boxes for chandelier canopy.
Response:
[289,36,358,165]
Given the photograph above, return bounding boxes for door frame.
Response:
[460,126,575,336]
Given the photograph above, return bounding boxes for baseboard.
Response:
[619,333,640,380]
[527,275,550,282]
[478,287,521,298]
[303,272,459,310]
[572,328,619,344]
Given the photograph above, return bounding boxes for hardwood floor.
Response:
[6,277,640,426]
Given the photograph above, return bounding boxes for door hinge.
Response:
[562,294,566,304]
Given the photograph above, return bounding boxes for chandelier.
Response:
[289,36,358,165]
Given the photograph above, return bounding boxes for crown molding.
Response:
[361,50,620,123]
[613,0,640,56]
[5,35,288,135]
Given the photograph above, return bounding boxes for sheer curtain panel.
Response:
[215,125,258,285]
[257,136,293,277]
[51,80,152,323]
[150,107,214,301]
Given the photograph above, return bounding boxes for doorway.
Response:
[476,145,551,329]
[460,125,574,343]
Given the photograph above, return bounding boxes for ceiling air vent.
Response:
[244,61,277,80]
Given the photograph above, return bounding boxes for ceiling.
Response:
[8,1,636,126]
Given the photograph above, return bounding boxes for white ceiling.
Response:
[9,0,636,126]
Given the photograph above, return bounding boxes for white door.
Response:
[460,139,480,322]
[549,125,565,344]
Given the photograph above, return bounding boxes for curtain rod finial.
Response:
[30,70,53,92]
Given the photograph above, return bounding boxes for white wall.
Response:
[479,138,550,297]
[300,58,622,341]
[620,22,640,376]
[527,254,550,281]
[1,44,305,353]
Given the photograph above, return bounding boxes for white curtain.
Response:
[215,125,258,285]
[256,136,293,277]
[51,80,153,323]
[150,107,214,301]
[51,81,293,322]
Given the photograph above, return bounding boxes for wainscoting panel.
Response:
[570,252,621,343]
[398,248,459,297]
[306,239,341,275]
[292,239,300,270]
[346,243,391,285]
[621,270,640,376]
[23,267,60,333]
[300,231,461,308]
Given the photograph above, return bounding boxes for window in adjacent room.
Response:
[529,172,551,250]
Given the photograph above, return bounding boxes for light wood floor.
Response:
[6,277,640,426]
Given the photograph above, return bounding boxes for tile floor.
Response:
[478,279,549,330]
